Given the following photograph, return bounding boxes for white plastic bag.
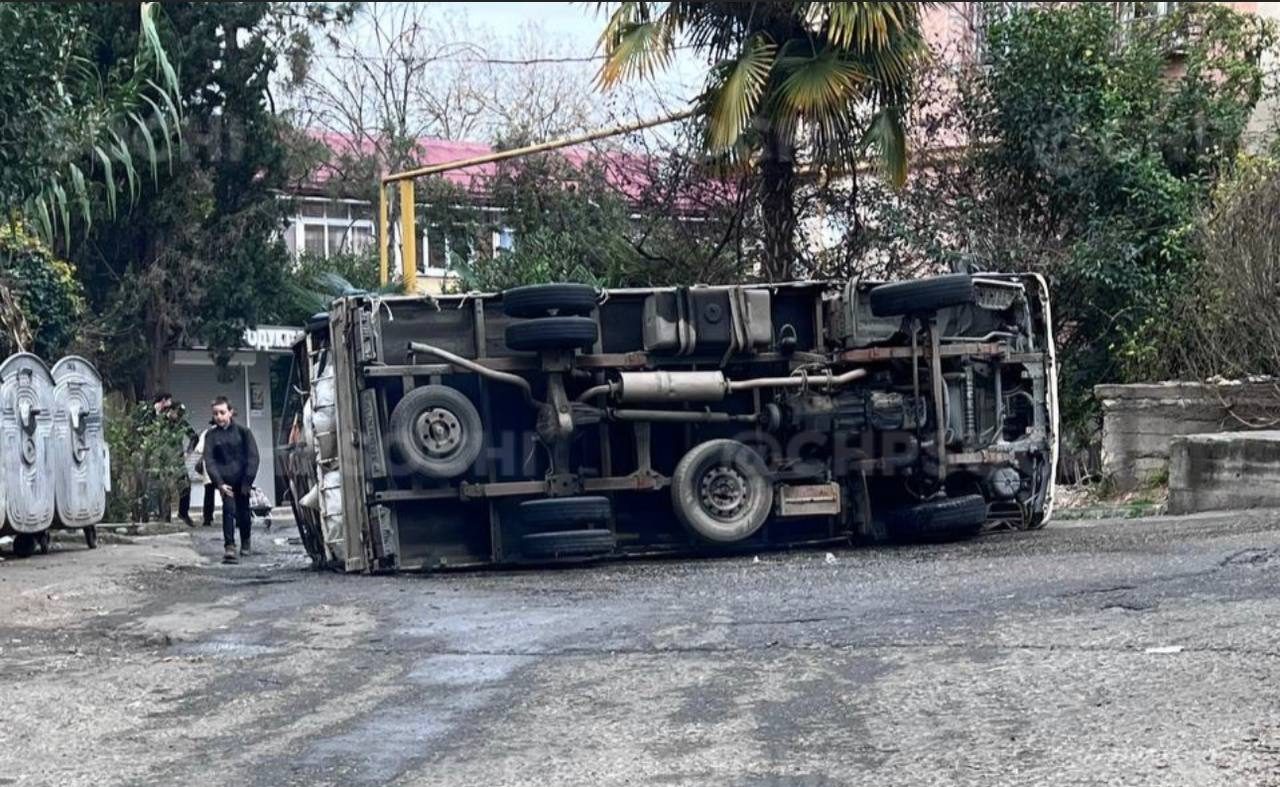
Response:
[249,485,271,511]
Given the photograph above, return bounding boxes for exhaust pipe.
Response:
[607,368,867,404]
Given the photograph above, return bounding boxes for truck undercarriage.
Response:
[283,273,1058,573]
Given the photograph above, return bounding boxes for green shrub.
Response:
[105,402,188,523]
[0,223,85,359]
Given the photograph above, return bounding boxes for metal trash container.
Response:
[0,353,56,534]
[52,356,108,528]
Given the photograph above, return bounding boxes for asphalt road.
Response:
[3,511,1280,786]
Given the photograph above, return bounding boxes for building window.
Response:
[493,226,515,254]
[287,198,376,259]
[1136,2,1179,18]
[303,224,327,256]
[1119,1,1181,25]
[973,2,1029,63]
[416,224,475,276]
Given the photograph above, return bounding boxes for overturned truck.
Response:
[283,273,1058,573]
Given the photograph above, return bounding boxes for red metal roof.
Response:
[304,130,731,212]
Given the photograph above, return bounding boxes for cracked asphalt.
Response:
[3,511,1280,786]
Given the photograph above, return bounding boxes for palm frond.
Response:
[822,2,926,53]
[68,164,91,231]
[597,3,676,87]
[128,110,160,186]
[93,144,117,219]
[51,180,71,244]
[704,34,777,152]
[145,77,184,130]
[861,107,909,187]
[773,49,865,121]
[33,197,53,244]
[138,1,180,95]
[17,2,181,244]
[139,93,176,170]
[108,128,138,203]
[311,270,361,295]
[858,28,928,89]
[595,1,644,54]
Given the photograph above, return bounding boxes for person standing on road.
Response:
[168,402,199,527]
[203,396,260,564]
[191,419,217,527]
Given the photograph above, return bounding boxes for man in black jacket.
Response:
[203,396,260,564]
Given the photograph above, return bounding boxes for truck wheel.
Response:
[869,274,975,317]
[520,496,612,529]
[884,494,987,540]
[502,283,599,318]
[388,385,484,479]
[671,439,772,544]
[505,316,599,352]
[12,533,36,558]
[522,529,616,559]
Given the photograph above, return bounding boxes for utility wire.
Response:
[310,46,699,67]
[312,52,605,65]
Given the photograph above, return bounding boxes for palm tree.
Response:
[0,2,181,241]
[597,2,931,280]
[285,269,408,325]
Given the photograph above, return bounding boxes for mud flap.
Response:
[369,504,399,571]
[359,387,387,479]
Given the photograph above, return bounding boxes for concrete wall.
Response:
[1168,431,1280,515]
[1096,381,1280,489]
[168,350,279,504]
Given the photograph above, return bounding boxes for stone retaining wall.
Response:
[1095,381,1280,489]
[1168,431,1280,514]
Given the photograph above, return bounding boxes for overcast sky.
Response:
[421,2,703,108]
[283,2,705,146]
[438,2,606,44]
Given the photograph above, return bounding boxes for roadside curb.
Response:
[1055,504,1166,521]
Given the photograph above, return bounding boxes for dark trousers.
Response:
[221,488,252,548]
[202,483,216,525]
[179,484,216,523]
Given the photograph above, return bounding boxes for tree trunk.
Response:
[760,130,798,282]
[142,227,171,398]
[147,314,171,397]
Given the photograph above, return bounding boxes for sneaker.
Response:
[240,544,252,557]
[181,516,195,527]
[222,544,239,564]
[201,520,212,528]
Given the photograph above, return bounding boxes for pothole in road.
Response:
[218,575,298,587]
[1220,548,1275,567]
[1101,601,1155,612]
[171,640,281,658]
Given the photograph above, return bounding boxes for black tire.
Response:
[671,439,772,544]
[520,496,612,529]
[505,316,599,352]
[502,283,599,318]
[388,385,484,479]
[1023,510,1051,531]
[522,529,616,559]
[884,494,988,540]
[12,533,36,558]
[869,274,975,317]
[84,526,98,550]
